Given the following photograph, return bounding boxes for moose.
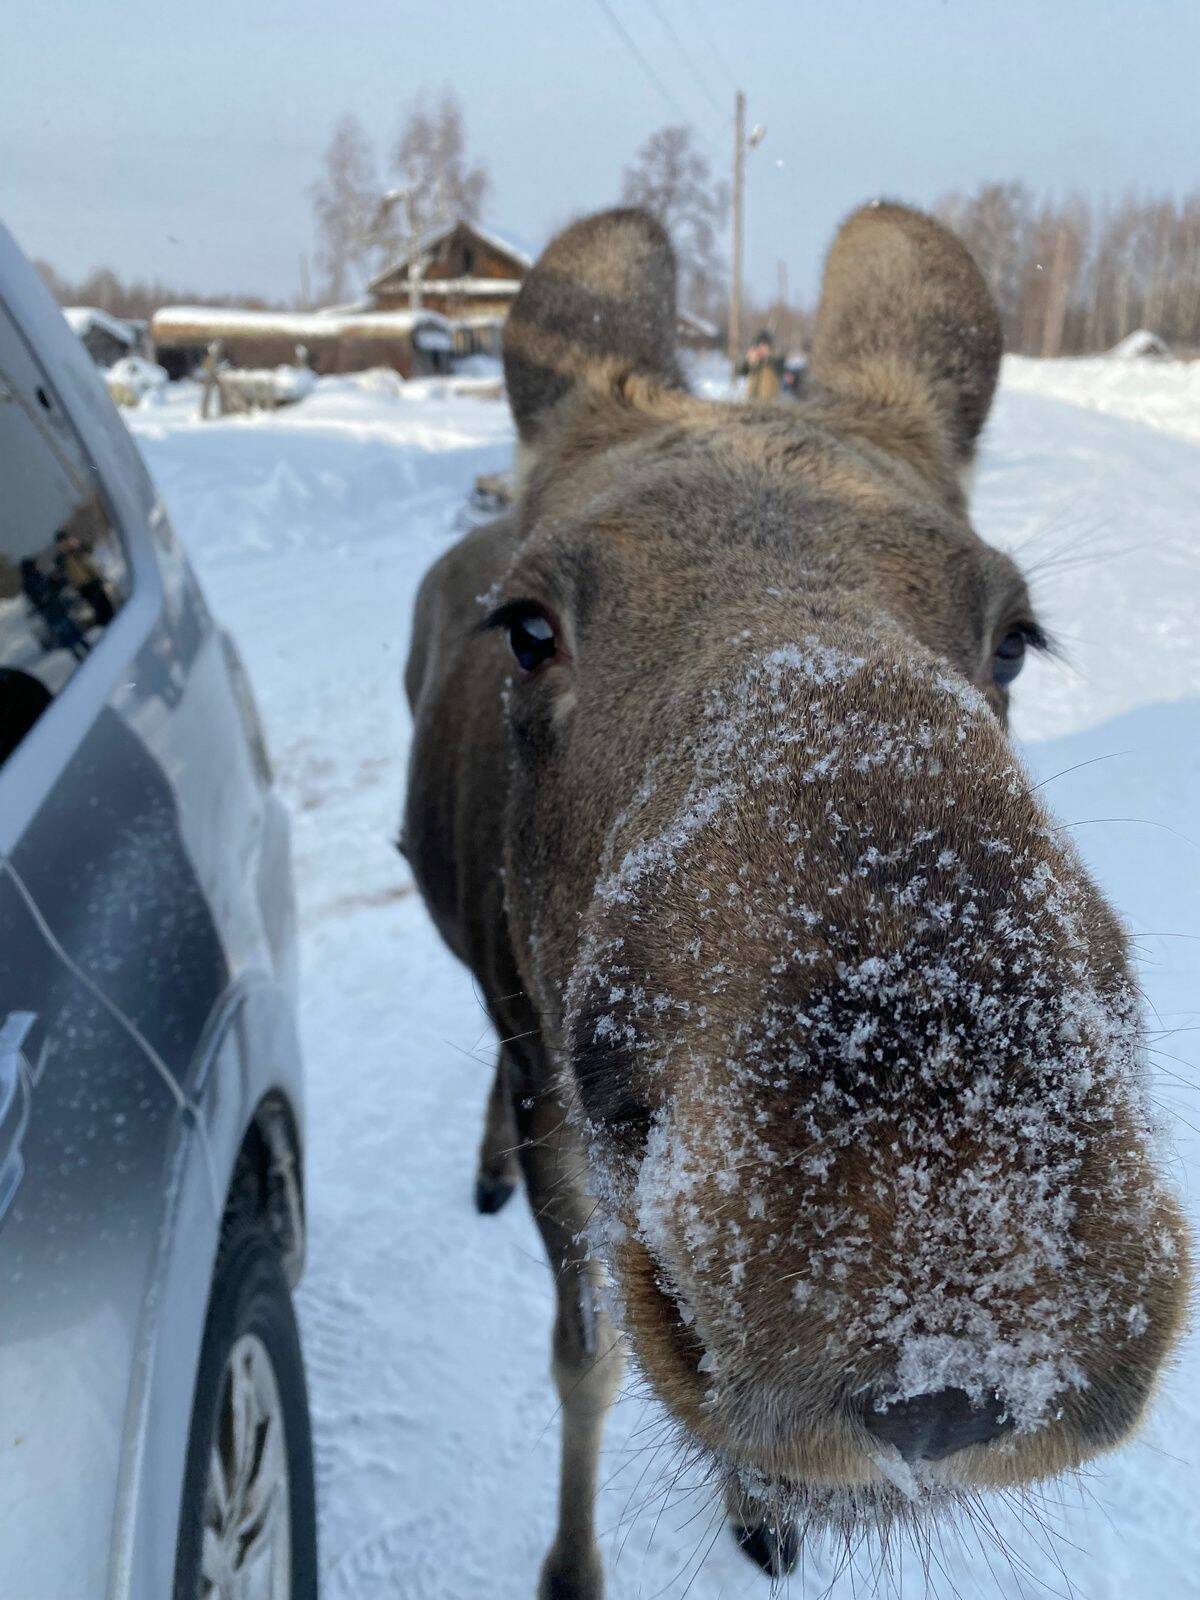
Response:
[402,203,1190,1596]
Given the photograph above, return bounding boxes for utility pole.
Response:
[729,89,745,365]
[728,94,766,365]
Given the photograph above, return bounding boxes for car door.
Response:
[0,299,201,1598]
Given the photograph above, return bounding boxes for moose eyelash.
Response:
[1014,618,1054,657]
[478,598,545,636]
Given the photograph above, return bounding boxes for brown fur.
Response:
[403,203,1190,1596]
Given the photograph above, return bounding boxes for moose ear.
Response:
[809,202,1002,484]
[503,208,684,446]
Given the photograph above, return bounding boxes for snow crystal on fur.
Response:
[567,636,1175,1441]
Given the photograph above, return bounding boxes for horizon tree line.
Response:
[935,180,1200,355]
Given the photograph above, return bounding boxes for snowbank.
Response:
[105,354,167,406]
[1002,350,1200,445]
[215,364,317,409]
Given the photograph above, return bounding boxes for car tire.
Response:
[173,1215,318,1599]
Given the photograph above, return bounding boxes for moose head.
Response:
[403,202,1190,1595]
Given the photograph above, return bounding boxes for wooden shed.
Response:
[149,305,456,381]
[62,306,140,368]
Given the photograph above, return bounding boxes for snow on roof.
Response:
[1108,328,1170,360]
[314,298,374,317]
[150,304,453,345]
[456,221,534,269]
[368,218,533,290]
[677,308,718,338]
[62,305,137,346]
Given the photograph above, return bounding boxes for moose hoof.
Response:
[474,1172,516,1215]
[733,1520,799,1578]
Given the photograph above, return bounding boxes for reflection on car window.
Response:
[0,372,129,764]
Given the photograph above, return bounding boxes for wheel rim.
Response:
[199,1331,291,1600]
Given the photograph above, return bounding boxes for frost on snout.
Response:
[563,639,1187,1490]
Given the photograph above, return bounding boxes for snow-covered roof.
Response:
[368,218,532,291]
[677,308,718,338]
[1108,328,1170,360]
[314,298,374,318]
[62,305,138,346]
[151,305,454,345]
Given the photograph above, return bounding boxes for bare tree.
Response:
[936,182,1032,343]
[389,88,490,246]
[1033,197,1090,357]
[310,113,386,303]
[938,179,1200,355]
[621,125,729,318]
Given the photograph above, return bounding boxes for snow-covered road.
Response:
[130,366,1200,1599]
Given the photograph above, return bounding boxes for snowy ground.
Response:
[1002,351,1200,447]
[128,360,1200,1599]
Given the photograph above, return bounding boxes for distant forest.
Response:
[32,170,1200,360]
[745,184,1200,359]
[32,260,285,322]
[935,182,1200,355]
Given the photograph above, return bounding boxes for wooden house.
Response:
[368,220,530,356]
[368,220,530,319]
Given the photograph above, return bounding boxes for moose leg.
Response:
[475,1047,521,1214]
[724,1477,799,1578]
[514,1085,624,1600]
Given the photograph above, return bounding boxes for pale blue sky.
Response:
[6,0,1199,306]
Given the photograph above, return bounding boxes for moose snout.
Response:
[863,1388,1013,1464]
[565,626,1192,1514]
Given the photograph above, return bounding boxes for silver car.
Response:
[0,226,316,1597]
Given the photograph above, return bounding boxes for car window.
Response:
[0,369,130,765]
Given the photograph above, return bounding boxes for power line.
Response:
[685,0,737,96]
[592,0,694,124]
[646,0,725,118]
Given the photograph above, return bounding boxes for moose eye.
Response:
[485,601,561,674]
[511,611,556,672]
[993,629,1028,688]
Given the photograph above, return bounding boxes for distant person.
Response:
[781,353,808,401]
[54,530,115,626]
[738,329,783,402]
[19,556,89,661]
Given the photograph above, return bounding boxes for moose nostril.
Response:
[864,1387,1012,1463]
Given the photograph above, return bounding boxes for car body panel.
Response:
[0,865,187,1598]
[0,223,305,1598]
